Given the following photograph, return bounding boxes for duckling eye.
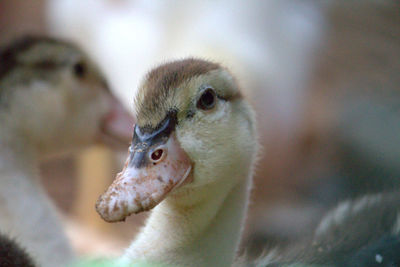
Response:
[72,61,86,78]
[197,88,216,110]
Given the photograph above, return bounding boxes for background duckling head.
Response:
[97,58,258,222]
[0,36,133,157]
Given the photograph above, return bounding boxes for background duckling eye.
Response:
[72,60,86,78]
[197,88,216,110]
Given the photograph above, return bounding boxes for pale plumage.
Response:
[97,58,257,267]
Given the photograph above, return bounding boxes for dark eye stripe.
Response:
[31,61,61,70]
[0,36,69,81]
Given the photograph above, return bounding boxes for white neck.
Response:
[0,135,74,267]
[121,171,252,267]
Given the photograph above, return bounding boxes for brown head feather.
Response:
[144,58,220,97]
[135,58,221,127]
[0,36,72,81]
[0,36,95,107]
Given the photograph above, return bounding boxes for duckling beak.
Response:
[98,97,135,148]
[96,120,192,222]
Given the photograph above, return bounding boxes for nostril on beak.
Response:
[150,147,166,163]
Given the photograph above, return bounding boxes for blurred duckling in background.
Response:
[0,36,134,267]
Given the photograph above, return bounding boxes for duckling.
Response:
[96,58,258,267]
[96,58,400,267]
[0,36,134,267]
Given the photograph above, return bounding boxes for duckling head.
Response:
[0,36,133,156]
[96,58,257,222]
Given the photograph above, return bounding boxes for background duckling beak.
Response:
[96,118,192,222]
[98,96,135,148]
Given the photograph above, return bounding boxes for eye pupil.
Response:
[73,61,86,78]
[151,149,163,161]
[197,88,216,110]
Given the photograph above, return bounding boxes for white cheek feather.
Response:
[178,128,207,156]
[203,100,231,122]
[179,101,231,154]
[11,83,58,128]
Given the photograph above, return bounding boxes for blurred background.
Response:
[1,0,399,261]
